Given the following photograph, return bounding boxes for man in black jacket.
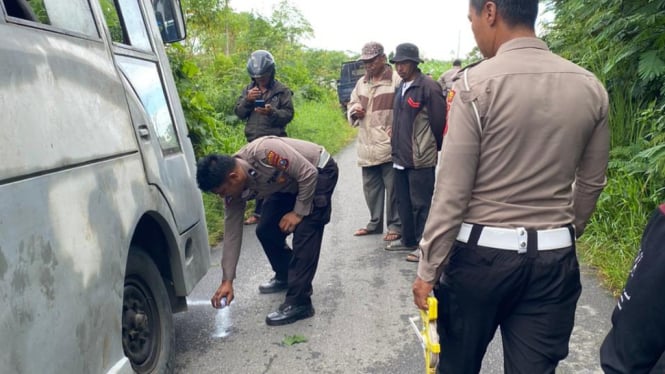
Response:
[234,50,294,225]
[386,42,446,262]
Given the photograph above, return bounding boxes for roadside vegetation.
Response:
[173,0,664,295]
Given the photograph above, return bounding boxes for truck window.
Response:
[2,0,98,38]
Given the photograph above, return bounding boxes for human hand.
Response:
[279,211,303,234]
[351,107,366,120]
[211,279,234,309]
[412,276,434,311]
[254,104,273,116]
[247,87,262,101]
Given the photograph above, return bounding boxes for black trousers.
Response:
[600,206,665,374]
[256,159,338,306]
[435,228,580,374]
[393,167,435,247]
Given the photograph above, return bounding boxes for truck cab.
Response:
[336,60,365,112]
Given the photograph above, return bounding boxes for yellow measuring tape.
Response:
[410,296,440,374]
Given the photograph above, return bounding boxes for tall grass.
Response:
[578,89,663,295]
[579,172,657,294]
[202,93,357,244]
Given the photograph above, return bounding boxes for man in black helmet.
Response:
[234,50,295,225]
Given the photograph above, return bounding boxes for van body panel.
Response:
[0,156,148,373]
[0,24,136,182]
[0,0,210,372]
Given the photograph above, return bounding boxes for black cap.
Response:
[390,43,423,64]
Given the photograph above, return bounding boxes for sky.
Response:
[230,0,478,61]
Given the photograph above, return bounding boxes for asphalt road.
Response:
[174,140,619,374]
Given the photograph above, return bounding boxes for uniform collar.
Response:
[235,158,259,200]
[496,37,549,56]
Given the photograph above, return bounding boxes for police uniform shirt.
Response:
[418,37,610,283]
[221,136,327,280]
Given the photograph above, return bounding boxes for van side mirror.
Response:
[152,0,186,43]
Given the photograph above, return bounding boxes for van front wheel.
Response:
[122,249,174,374]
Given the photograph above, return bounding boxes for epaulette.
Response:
[451,59,485,83]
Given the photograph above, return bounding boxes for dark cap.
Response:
[389,43,423,64]
[359,41,384,61]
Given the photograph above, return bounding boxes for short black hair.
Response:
[196,154,236,192]
[469,0,538,29]
[453,59,462,66]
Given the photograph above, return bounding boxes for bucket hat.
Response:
[359,41,384,61]
[390,43,423,64]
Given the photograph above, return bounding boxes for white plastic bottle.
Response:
[212,297,232,338]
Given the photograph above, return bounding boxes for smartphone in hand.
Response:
[254,99,265,108]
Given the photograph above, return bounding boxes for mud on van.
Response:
[0,1,210,373]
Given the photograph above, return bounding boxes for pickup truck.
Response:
[336,60,365,112]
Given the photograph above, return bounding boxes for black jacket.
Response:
[234,79,294,142]
[391,71,446,169]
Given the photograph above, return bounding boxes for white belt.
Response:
[456,223,572,253]
[318,149,331,169]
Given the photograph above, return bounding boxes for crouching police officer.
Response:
[197,136,338,326]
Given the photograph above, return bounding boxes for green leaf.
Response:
[638,50,665,81]
[282,334,307,346]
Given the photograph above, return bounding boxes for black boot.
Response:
[258,277,288,294]
[265,303,315,326]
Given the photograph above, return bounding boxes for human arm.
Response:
[573,90,610,237]
[259,87,294,129]
[426,79,447,150]
[347,80,366,126]
[234,84,256,120]
[415,79,481,285]
[220,197,246,281]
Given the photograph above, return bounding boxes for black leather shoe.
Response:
[265,303,315,326]
[258,277,288,294]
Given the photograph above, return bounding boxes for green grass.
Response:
[578,172,658,295]
[202,93,356,245]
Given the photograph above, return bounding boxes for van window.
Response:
[3,0,98,38]
[101,0,151,51]
[116,55,181,154]
[117,0,151,50]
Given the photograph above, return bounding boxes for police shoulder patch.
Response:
[265,150,289,170]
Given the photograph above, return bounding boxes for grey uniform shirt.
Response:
[418,37,610,283]
[222,136,327,280]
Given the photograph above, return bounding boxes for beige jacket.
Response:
[418,37,610,283]
[347,65,401,167]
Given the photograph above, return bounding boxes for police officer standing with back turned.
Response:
[412,1,610,373]
[197,136,338,326]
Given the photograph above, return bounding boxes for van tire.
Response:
[122,248,175,374]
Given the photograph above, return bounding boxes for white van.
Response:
[0,1,210,373]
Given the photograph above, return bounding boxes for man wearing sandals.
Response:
[388,42,446,261]
[347,41,402,243]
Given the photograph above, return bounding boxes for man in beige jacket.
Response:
[347,41,402,242]
[412,1,610,373]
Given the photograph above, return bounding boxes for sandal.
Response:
[353,227,380,236]
[405,249,421,262]
[383,231,402,242]
[244,215,260,225]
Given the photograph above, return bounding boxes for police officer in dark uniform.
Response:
[197,136,338,326]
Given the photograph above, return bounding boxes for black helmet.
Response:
[247,50,275,78]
